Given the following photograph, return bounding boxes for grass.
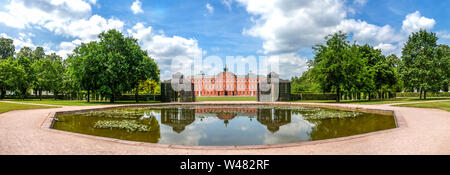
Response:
[196,96,257,101]
[4,96,449,106]
[293,97,450,105]
[394,101,450,112]
[0,102,57,114]
[3,99,161,106]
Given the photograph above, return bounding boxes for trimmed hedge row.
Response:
[396,92,450,97]
[1,95,67,100]
[2,94,161,101]
[291,93,337,101]
[116,95,161,101]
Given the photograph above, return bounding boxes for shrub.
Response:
[291,93,337,100]
[396,92,450,97]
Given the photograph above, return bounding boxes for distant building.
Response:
[187,66,267,97]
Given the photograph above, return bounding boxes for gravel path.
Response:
[0,101,449,155]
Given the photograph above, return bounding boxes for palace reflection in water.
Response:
[53,105,396,146]
[160,107,292,133]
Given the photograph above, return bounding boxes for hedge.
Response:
[291,93,337,100]
[396,92,450,97]
[2,94,161,101]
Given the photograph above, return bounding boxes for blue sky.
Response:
[0,0,448,80]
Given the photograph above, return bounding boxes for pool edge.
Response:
[41,102,406,150]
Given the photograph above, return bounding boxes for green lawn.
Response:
[394,101,450,112]
[196,96,257,101]
[3,99,161,106]
[293,97,450,105]
[0,102,57,114]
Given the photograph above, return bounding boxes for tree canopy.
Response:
[400,29,448,99]
[68,29,160,103]
[0,37,14,59]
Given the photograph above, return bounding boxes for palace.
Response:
[187,67,266,97]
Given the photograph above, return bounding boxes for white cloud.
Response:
[266,53,309,79]
[56,39,82,59]
[0,0,128,61]
[238,0,402,54]
[401,11,435,35]
[128,23,203,80]
[0,0,124,56]
[206,3,214,14]
[374,43,401,56]
[236,0,349,77]
[353,0,368,6]
[239,0,348,54]
[236,0,438,78]
[437,31,450,39]
[336,19,404,45]
[0,0,92,29]
[45,15,124,42]
[221,0,233,11]
[131,0,144,14]
[0,0,124,42]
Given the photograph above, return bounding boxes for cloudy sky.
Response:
[0,0,449,80]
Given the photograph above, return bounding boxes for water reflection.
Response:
[53,105,396,146]
[257,109,291,133]
[161,108,195,133]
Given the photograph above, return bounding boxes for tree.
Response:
[139,79,160,101]
[16,47,33,59]
[62,59,80,100]
[16,47,34,99]
[48,54,65,99]
[438,45,450,91]
[67,42,102,102]
[68,29,160,103]
[400,29,441,99]
[374,54,398,99]
[310,31,350,102]
[132,56,160,102]
[97,30,133,103]
[97,30,160,103]
[32,58,51,100]
[0,37,15,59]
[32,57,64,100]
[0,38,15,97]
[342,43,366,100]
[385,54,402,93]
[32,47,46,61]
[0,58,25,99]
[290,69,321,93]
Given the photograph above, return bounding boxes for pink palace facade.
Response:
[186,67,266,97]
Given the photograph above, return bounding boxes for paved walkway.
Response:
[0,101,449,155]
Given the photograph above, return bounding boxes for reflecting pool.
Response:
[52,105,396,146]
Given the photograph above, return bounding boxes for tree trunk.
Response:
[110,93,115,103]
[22,89,26,100]
[87,90,90,102]
[368,92,371,101]
[336,87,341,103]
[135,87,139,103]
[424,91,427,100]
[419,90,422,100]
[1,88,5,99]
[39,90,42,101]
